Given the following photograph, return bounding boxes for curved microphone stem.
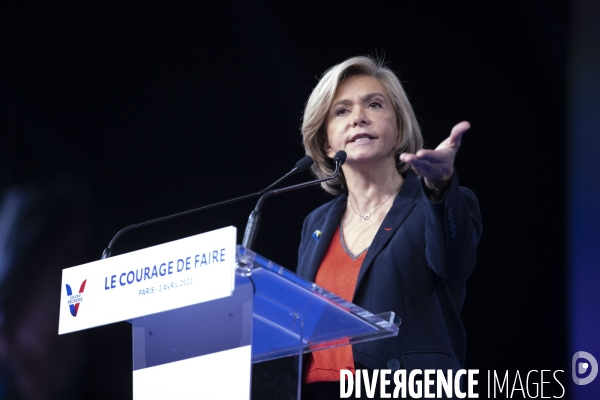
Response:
[242,157,344,250]
[100,156,314,259]
[101,191,261,259]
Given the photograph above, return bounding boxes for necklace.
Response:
[347,188,398,221]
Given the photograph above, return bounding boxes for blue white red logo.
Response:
[66,279,87,317]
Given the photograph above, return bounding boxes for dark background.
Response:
[1,0,568,397]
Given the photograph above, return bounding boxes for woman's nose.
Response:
[352,108,369,126]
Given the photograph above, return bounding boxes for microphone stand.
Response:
[242,151,346,250]
[101,156,314,259]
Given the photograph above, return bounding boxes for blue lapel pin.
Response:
[312,230,322,242]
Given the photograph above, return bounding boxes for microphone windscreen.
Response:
[334,151,347,165]
[295,156,314,172]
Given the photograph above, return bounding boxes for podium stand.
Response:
[59,227,399,399]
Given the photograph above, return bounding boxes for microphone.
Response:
[261,155,314,193]
[101,155,314,259]
[241,150,346,250]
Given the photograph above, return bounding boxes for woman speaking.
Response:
[297,56,482,399]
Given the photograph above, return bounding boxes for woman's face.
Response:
[325,75,399,167]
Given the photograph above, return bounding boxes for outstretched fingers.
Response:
[414,149,448,163]
[448,121,471,147]
[399,121,470,185]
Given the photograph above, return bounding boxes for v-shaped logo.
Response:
[65,279,87,317]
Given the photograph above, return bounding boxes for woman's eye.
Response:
[335,108,349,116]
[369,101,382,108]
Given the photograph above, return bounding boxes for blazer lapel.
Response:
[354,172,420,292]
[304,195,347,282]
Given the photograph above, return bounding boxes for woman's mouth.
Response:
[350,133,376,143]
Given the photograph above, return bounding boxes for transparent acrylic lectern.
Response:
[130,246,400,399]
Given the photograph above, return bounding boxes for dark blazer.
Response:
[297,171,482,372]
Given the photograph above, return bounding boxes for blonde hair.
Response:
[302,56,423,195]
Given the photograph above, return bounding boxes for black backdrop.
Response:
[1,0,567,396]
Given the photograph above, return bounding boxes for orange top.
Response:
[304,226,368,383]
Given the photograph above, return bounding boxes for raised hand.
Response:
[399,121,470,190]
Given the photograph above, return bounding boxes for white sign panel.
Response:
[133,345,251,400]
[58,226,236,334]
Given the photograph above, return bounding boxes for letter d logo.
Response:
[572,351,598,385]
